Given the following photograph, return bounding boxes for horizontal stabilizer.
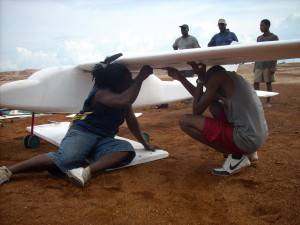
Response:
[26,122,169,169]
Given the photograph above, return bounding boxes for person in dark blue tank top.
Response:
[0,58,158,188]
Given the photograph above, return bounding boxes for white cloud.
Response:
[58,39,104,64]
[273,14,300,40]
[1,0,300,71]
[16,47,60,69]
[12,40,106,70]
[0,60,19,72]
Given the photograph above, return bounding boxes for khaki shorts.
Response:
[254,68,275,83]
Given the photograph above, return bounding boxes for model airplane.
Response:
[0,39,299,166]
[3,40,299,112]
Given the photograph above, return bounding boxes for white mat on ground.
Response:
[26,122,168,169]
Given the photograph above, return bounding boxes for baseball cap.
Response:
[218,19,227,25]
[179,24,189,29]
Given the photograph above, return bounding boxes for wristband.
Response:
[196,79,204,84]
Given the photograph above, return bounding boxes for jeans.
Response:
[47,127,135,173]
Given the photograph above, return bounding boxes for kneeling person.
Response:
[165,63,268,176]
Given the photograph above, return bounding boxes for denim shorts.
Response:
[46,127,135,173]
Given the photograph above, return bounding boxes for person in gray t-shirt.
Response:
[254,19,279,108]
[173,24,201,50]
[164,63,268,176]
[172,24,201,105]
[173,24,200,80]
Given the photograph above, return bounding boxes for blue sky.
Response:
[1,0,300,71]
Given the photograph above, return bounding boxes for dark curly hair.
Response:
[92,63,132,93]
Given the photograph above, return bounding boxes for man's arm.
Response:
[193,74,222,115]
[126,107,148,147]
[269,59,277,73]
[193,37,201,48]
[207,35,216,47]
[270,34,279,72]
[92,66,153,108]
[232,32,238,42]
[173,38,179,50]
[126,107,158,151]
[164,67,196,96]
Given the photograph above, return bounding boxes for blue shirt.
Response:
[207,31,238,47]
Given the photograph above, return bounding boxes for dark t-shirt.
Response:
[255,33,279,69]
[71,85,128,137]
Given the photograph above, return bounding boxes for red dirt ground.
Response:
[0,64,299,225]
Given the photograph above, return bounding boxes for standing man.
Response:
[152,24,200,108]
[173,24,201,78]
[164,63,268,176]
[254,19,279,108]
[173,24,201,50]
[173,24,200,104]
[208,19,238,47]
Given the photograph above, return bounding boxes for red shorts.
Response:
[203,109,246,154]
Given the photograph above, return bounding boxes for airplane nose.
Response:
[0,79,44,111]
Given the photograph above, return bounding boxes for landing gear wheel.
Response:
[24,135,40,148]
[23,135,30,148]
[142,132,150,142]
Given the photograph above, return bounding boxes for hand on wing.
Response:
[187,61,198,67]
[138,65,153,80]
[187,62,206,81]
[187,62,206,75]
[197,62,207,69]
[143,143,159,152]
[163,67,181,80]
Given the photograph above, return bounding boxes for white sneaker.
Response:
[0,166,12,185]
[212,154,251,176]
[247,152,258,161]
[66,167,91,187]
